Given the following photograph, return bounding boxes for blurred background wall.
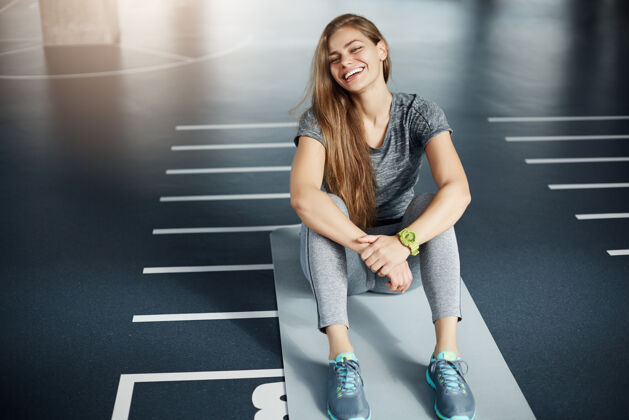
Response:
[39,0,119,45]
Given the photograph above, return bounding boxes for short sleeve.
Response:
[293,107,326,149]
[412,99,454,149]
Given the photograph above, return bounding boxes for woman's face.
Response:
[327,26,387,93]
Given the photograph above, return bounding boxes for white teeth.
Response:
[344,67,364,80]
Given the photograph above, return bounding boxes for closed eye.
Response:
[329,46,362,64]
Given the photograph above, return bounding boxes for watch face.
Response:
[403,230,416,242]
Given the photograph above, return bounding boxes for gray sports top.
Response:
[293,91,453,225]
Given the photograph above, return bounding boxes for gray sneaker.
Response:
[326,352,371,420]
[426,350,476,420]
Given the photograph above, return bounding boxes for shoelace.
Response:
[334,359,361,395]
[431,359,469,394]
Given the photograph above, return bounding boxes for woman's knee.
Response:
[402,192,435,222]
[299,192,350,271]
[402,191,459,246]
[299,192,348,234]
[410,192,436,211]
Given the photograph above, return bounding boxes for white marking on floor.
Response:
[489,116,629,122]
[575,213,629,220]
[507,135,629,142]
[0,37,41,42]
[111,369,284,420]
[548,182,629,190]
[166,166,291,174]
[133,310,278,322]
[131,368,284,382]
[525,157,629,164]
[607,249,629,256]
[0,0,20,14]
[159,193,290,202]
[117,44,194,62]
[0,44,40,57]
[0,33,253,80]
[111,375,135,420]
[152,224,301,235]
[171,142,294,151]
[142,264,274,274]
[176,122,297,130]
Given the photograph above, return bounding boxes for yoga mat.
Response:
[271,226,535,419]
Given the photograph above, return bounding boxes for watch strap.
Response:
[397,228,420,256]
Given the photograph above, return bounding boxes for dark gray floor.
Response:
[1,0,628,419]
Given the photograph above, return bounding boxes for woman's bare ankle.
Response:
[328,345,356,362]
[325,325,354,360]
[328,347,355,361]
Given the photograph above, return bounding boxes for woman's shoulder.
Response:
[395,91,444,116]
[295,106,325,147]
[298,106,320,129]
[396,92,450,134]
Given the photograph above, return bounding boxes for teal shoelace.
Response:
[334,359,361,395]
[432,359,469,394]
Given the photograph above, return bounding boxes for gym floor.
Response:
[1,0,628,419]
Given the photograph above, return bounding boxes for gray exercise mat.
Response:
[270,226,536,419]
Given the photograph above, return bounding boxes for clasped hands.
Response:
[357,234,413,293]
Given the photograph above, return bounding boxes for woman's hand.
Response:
[356,234,411,278]
[385,260,413,293]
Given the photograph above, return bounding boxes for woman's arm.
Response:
[290,135,370,254]
[405,130,471,246]
[292,189,371,254]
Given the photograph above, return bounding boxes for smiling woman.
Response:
[291,19,393,231]
[288,13,475,420]
[328,29,388,91]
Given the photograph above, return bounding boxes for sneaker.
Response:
[326,352,371,420]
[425,350,476,420]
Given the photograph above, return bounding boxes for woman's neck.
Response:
[350,85,393,128]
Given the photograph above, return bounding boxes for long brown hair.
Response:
[290,13,392,231]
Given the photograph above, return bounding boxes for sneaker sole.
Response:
[425,368,476,420]
[327,405,371,420]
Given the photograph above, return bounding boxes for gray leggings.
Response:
[299,192,462,335]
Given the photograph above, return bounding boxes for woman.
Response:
[289,13,476,420]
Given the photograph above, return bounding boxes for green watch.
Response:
[397,228,420,256]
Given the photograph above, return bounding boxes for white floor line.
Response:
[166,166,291,174]
[171,142,294,151]
[176,122,297,130]
[0,37,41,42]
[153,224,301,235]
[143,264,274,274]
[111,375,135,420]
[160,193,290,202]
[489,116,629,122]
[548,182,629,190]
[0,0,20,14]
[117,43,194,62]
[133,310,278,322]
[0,33,253,80]
[111,369,284,420]
[507,135,629,142]
[575,213,629,220]
[130,368,284,383]
[607,249,629,256]
[0,44,40,57]
[525,157,629,164]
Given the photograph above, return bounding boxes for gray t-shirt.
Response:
[293,91,453,224]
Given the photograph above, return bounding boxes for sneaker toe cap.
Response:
[437,393,476,419]
[328,397,370,419]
